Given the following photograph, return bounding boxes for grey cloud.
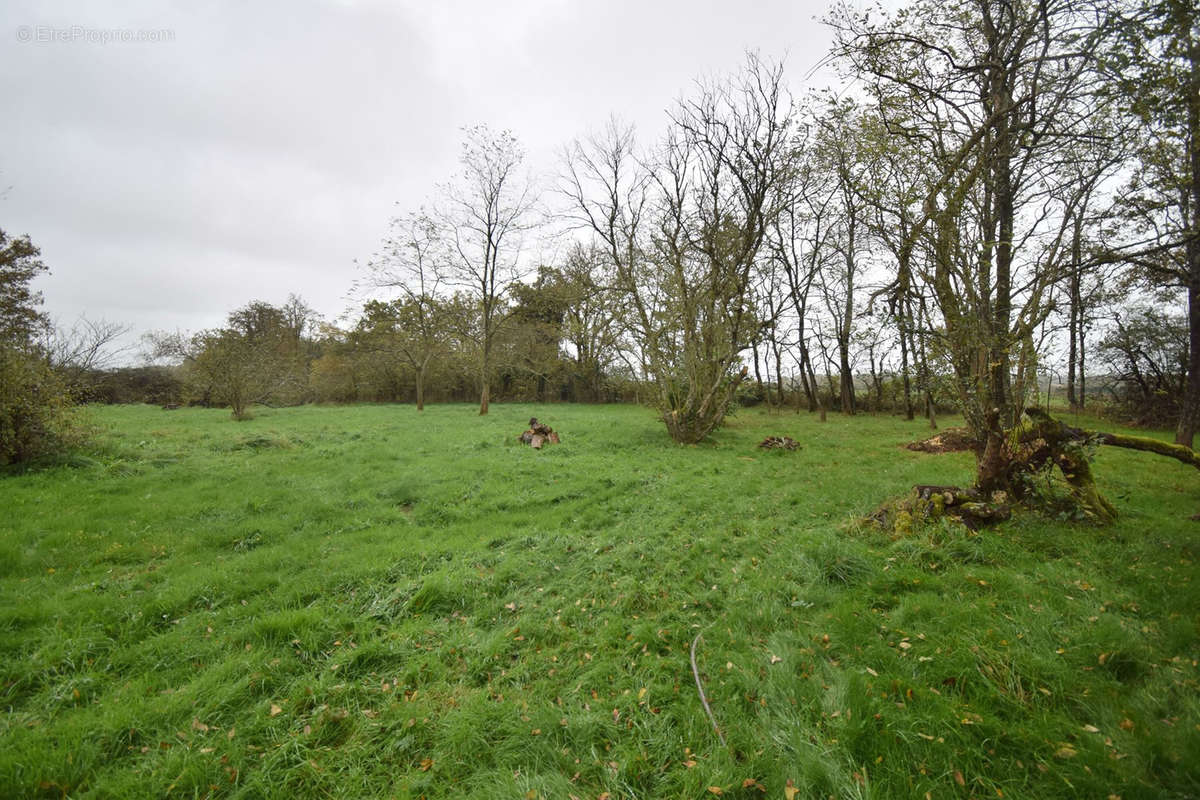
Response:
[1,0,834,359]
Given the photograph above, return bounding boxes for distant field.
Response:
[1,403,1197,799]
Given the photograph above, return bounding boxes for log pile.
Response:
[518,418,560,449]
[758,436,799,451]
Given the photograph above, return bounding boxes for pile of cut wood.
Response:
[758,435,799,450]
[518,418,560,449]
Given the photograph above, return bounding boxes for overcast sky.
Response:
[2,0,838,359]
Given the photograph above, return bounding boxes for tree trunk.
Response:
[1176,30,1200,446]
[799,345,816,412]
[899,299,914,420]
[974,410,1007,494]
[774,343,785,409]
[1177,283,1200,446]
[1066,217,1083,412]
[478,331,491,415]
[839,347,856,415]
[752,339,764,399]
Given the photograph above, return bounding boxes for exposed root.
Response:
[868,485,1011,534]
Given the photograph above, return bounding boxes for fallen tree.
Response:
[1013,408,1200,523]
[873,408,1199,531]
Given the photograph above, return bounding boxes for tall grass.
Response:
[1,403,1196,798]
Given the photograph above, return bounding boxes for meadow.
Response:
[0,402,1197,799]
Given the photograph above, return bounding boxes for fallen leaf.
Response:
[1119,718,1134,731]
[954,770,965,786]
[684,760,698,768]
[419,757,433,772]
[865,667,878,677]
[269,704,281,717]
[707,787,723,795]
[1082,724,1100,734]
[1054,746,1077,759]
[769,655,782,664]
[191,718,209,732]
[784,779,799,800]
[638,687,647,701]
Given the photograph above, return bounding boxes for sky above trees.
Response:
[0,0,838,347]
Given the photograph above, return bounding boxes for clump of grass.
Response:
[811,540,873,585]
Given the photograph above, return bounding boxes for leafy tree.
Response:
[0,228,84,465]
[556,244,621,402]
[148,297,317,419]
[504,266,571,401]
[358,213,454,411]
[0,229,50,346]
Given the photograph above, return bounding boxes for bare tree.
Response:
[1104,0,1200,444]
[46,316,132,394]
[564,55,796,442]
[439,126,537,415]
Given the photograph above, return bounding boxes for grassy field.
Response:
[1,402,1197,799]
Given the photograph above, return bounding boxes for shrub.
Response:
[0,346,88,466]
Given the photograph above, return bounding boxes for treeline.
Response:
[4,0,1197,483]
[137,266,637,414]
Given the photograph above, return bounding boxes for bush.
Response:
[0,346,88,466]
[1096,307,1187,427]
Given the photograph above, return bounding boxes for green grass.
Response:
[1,402,1197,799]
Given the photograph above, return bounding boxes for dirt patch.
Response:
[906,427,976,454]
